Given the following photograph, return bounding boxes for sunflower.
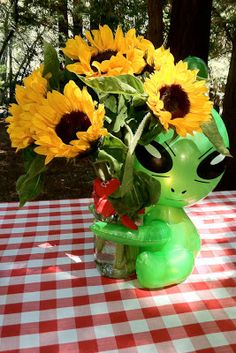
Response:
[144,61,213,136]
[62,25,153,77]
[142,45,174,74]
[33,80,107,164]
[6,65,48,150]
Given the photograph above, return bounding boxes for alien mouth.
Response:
[165,197,185,202]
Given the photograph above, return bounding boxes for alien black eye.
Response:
[197,151,227,180]
[135,141,173,173]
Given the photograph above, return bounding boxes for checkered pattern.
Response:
[0,191,235,353]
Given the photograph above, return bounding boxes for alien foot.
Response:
[136,248,195,289]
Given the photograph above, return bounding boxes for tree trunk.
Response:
[147,0,163,47]
[57,0,69,46]
[217,31,236,190]
[167,0,213,63]
[72,0,83,36]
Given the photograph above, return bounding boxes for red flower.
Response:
[93,178,120,197]
[93,194,116,218]
[120,215,138,230]
[92,178,142,230]
[93,178,120,218]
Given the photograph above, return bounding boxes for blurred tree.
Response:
[90,0,120,30]
[89,0,148,34]
[0,0,19,104]
[167,0,213,63]
[219,0,236,191]
[56,0,69,46]
[0,0,19,61]
[219,30,236,190]
[0,0,58,105]
[72,0,83,36]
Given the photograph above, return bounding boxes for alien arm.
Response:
[90,219,170,247]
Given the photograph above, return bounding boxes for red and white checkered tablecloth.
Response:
[0,191,235,353]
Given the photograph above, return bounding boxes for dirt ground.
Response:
[0,118,95,203]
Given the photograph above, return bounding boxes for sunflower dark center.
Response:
[55,111,91,145]
[159,84,190,119]
[91,50,117,70]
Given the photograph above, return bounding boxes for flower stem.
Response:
[119,112,151,197]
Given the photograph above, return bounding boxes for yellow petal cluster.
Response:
[6,66,48,150]
[62,25,153,77]
[144,61,213,136]
[146,45,174,72]
[33,81,107,164]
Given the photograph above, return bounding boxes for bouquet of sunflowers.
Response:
[7,25,229,230]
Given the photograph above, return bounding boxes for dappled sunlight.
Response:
[38,242,55,249]
[65,252,83,263]
[37,242,83,263]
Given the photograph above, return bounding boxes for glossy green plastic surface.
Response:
[91,109,229,288]
[184,56,209,79]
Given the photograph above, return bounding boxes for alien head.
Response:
[135,109,229,208]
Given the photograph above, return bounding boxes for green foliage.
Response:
[78,74,144,96]
[108,170,160,217]
[0,65,6,90]
[211,0,236,58]
[201,117,231,156]
[116,112,150,195]
[79,74,147,135]
[113,95,128,132]
[139,117,163,146]
[16,147,47,207]
[94,111,156,216]
[209,1,236,110]
[89,0,148,34]
[43,42,60,90]
[95,134,128,177]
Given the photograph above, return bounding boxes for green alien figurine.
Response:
[92,109,229,289]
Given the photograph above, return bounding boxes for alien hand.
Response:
[90,219,170,247]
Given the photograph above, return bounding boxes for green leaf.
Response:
[137,171,161,205]
[108,171,161,216]
[113,95,128,132]
[139,118,163,146]
[129,112,151,155]
[118,112,151,197]
[132,93,148,107]
[118,75,144,94]
[201,117,231,156]
[43,42,60,90]
[95,134,128,176]
[16,155,47,207]
[95,150,122,176]
[21,145,38,171]
[119,152,135,197]
[103,95,117,114]
[102,134,128,152]
[78,74,144,96]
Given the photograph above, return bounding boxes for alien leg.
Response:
[136,247,195,289]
